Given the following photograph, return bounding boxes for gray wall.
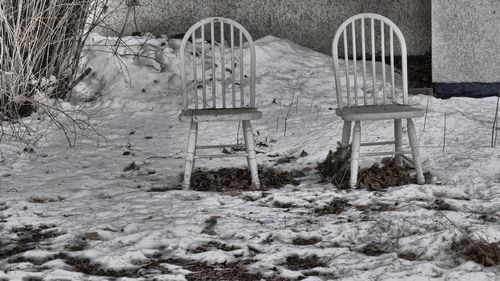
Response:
[432,0,500,83]
[104,0,431,56]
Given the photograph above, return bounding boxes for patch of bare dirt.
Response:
[190,167,299,192]
[358,158,420,190]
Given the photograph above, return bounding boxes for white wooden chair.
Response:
[332,13,425,188]
[179,17,261,189]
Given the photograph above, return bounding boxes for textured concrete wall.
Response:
[432,0,500,83]
[104,0,431,56]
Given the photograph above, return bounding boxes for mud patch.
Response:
[190,167,299,192]
[357,158,420,190]
[318,146,351,190]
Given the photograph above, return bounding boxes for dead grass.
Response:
[452,238,500,267]
[319,146,427,190]
[318,145,351,189]
[190,167,299,192]
[358,158,418,190]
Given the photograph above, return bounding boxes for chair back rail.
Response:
[332,13,408,109]
[180,17,256,110]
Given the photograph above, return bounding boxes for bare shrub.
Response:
[0,1,109,118]
[0,1,114,151]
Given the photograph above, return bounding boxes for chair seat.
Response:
[179,108,262,122]
[336,105,424,121]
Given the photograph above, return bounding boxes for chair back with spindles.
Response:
[332,13,408,109]
[180,17,256,111]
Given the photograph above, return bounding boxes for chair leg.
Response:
[341,120,352,147]
[183,121,198,189]
[407,118,425,184]
[394,119,403,166]
[350,121,361,188]
[242,120,260,189]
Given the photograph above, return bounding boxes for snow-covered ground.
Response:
[1,34,500,280]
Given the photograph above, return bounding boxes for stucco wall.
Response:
[104,0,431,56]
[432,0,500,83]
